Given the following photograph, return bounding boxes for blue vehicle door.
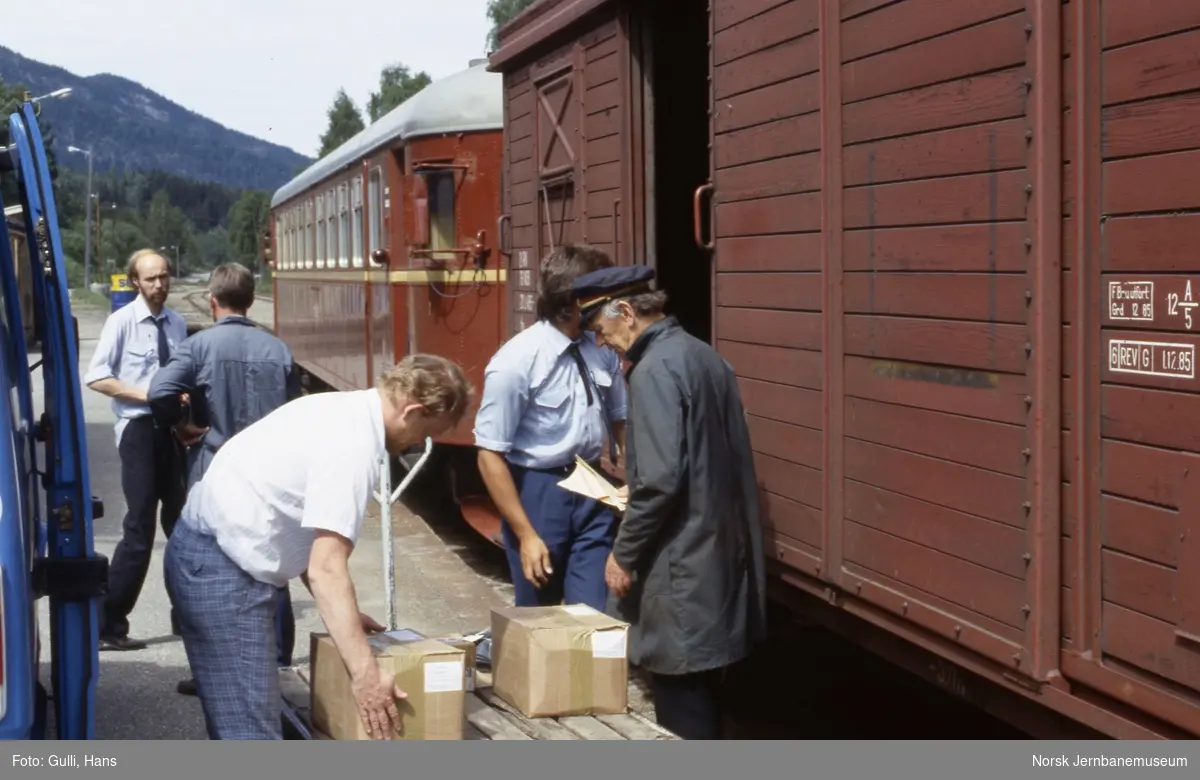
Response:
[2,100,104,740]
[0,196,40,739]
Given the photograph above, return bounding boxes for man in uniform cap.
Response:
[473,244,627,613]
[573,264,768,741]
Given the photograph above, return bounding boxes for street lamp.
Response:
[24,87,73,115]
[67,145,94,289]
[28,87,73,103]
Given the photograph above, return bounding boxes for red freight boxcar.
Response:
[486,0,1200,740]
[268,62,507,486]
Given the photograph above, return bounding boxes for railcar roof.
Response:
[270,63,503,209]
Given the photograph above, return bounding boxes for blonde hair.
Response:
[377,354,473,426]
[126,248,170,282]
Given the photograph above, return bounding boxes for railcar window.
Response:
[275,217,284,269]
[302,201,311,269]
[316,195,326,268]
[307,200,315,269]
[352,176,364,268]
[326,188,337,269]
[368,168,383,265]
[428,171,456,262]
[367,166,381,264]
[338,184,350,269]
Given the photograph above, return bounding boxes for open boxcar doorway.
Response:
[634,0,713,344]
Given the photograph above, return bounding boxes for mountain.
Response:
[0,44,313,193]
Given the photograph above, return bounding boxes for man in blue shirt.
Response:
[84,248,189,651]
[147,261,300,697]
[473,244,627,611]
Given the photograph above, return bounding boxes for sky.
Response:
[5,0,498,158]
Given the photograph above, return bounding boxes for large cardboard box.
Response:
[309,632,465,740]
[491,604,630,718]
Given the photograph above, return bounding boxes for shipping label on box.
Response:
[309,633,465,740]
[490,604,630,718]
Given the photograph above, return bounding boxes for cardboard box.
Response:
[491,604,630,718]
[309,632,465,740]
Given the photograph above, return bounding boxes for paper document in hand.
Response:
[557,456,626,511]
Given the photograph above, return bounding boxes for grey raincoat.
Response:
[608,316,768,676]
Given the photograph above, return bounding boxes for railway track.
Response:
[176,283,274,333]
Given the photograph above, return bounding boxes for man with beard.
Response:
[84,248,189,651]
[147,261,301,697]
[573,264,768,740]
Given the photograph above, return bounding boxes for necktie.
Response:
[565,342,594,406]
[154,318,170,366]
[567,342,618,463]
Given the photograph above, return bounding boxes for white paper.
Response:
[562,604,598,616]
[424,660,465,693]
[591,629,628,659]
[557,456,627,511]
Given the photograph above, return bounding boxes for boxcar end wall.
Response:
[491,0,1200,741]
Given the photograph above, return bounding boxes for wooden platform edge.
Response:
[279,666,680,741]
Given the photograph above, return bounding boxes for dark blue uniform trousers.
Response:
[502,463,615,611]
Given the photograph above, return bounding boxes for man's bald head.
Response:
[126,248,172,308]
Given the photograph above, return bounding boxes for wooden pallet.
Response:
[279,666,678,741]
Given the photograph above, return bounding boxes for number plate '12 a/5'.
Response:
[1108,339,1196,380]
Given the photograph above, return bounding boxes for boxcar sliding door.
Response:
[715,0,1065,681]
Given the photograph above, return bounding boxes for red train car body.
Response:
[268,62,508,467]
[486,0,1200,740]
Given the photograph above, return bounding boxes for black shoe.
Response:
[176,678,198,696]
[99,635,148,651]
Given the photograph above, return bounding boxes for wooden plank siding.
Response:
[501,7,626,334]
[711,0,1039,671]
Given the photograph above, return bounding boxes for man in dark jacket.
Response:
[572,265,768,740]
[147,261,301,697]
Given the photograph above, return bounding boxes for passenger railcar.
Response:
[267,62,508,523]
[486,0,1200,741]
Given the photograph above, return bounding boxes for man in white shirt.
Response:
[163,353,472,740]
[83,248,189,651]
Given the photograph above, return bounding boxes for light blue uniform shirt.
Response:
[473,320,627,470]
[83,294,188,448]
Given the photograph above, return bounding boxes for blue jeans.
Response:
[500,463,616,611]
[164,521,282,740]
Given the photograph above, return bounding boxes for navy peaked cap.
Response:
[572,265,657,324]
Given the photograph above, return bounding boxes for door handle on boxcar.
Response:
[497,214,511,257]
[693,183,714,252]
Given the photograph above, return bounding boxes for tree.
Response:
[486,0,538,52]
[317,89,366,158]
[227,190,270,268]
[0,78,60,208]
[368,64,432,123]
